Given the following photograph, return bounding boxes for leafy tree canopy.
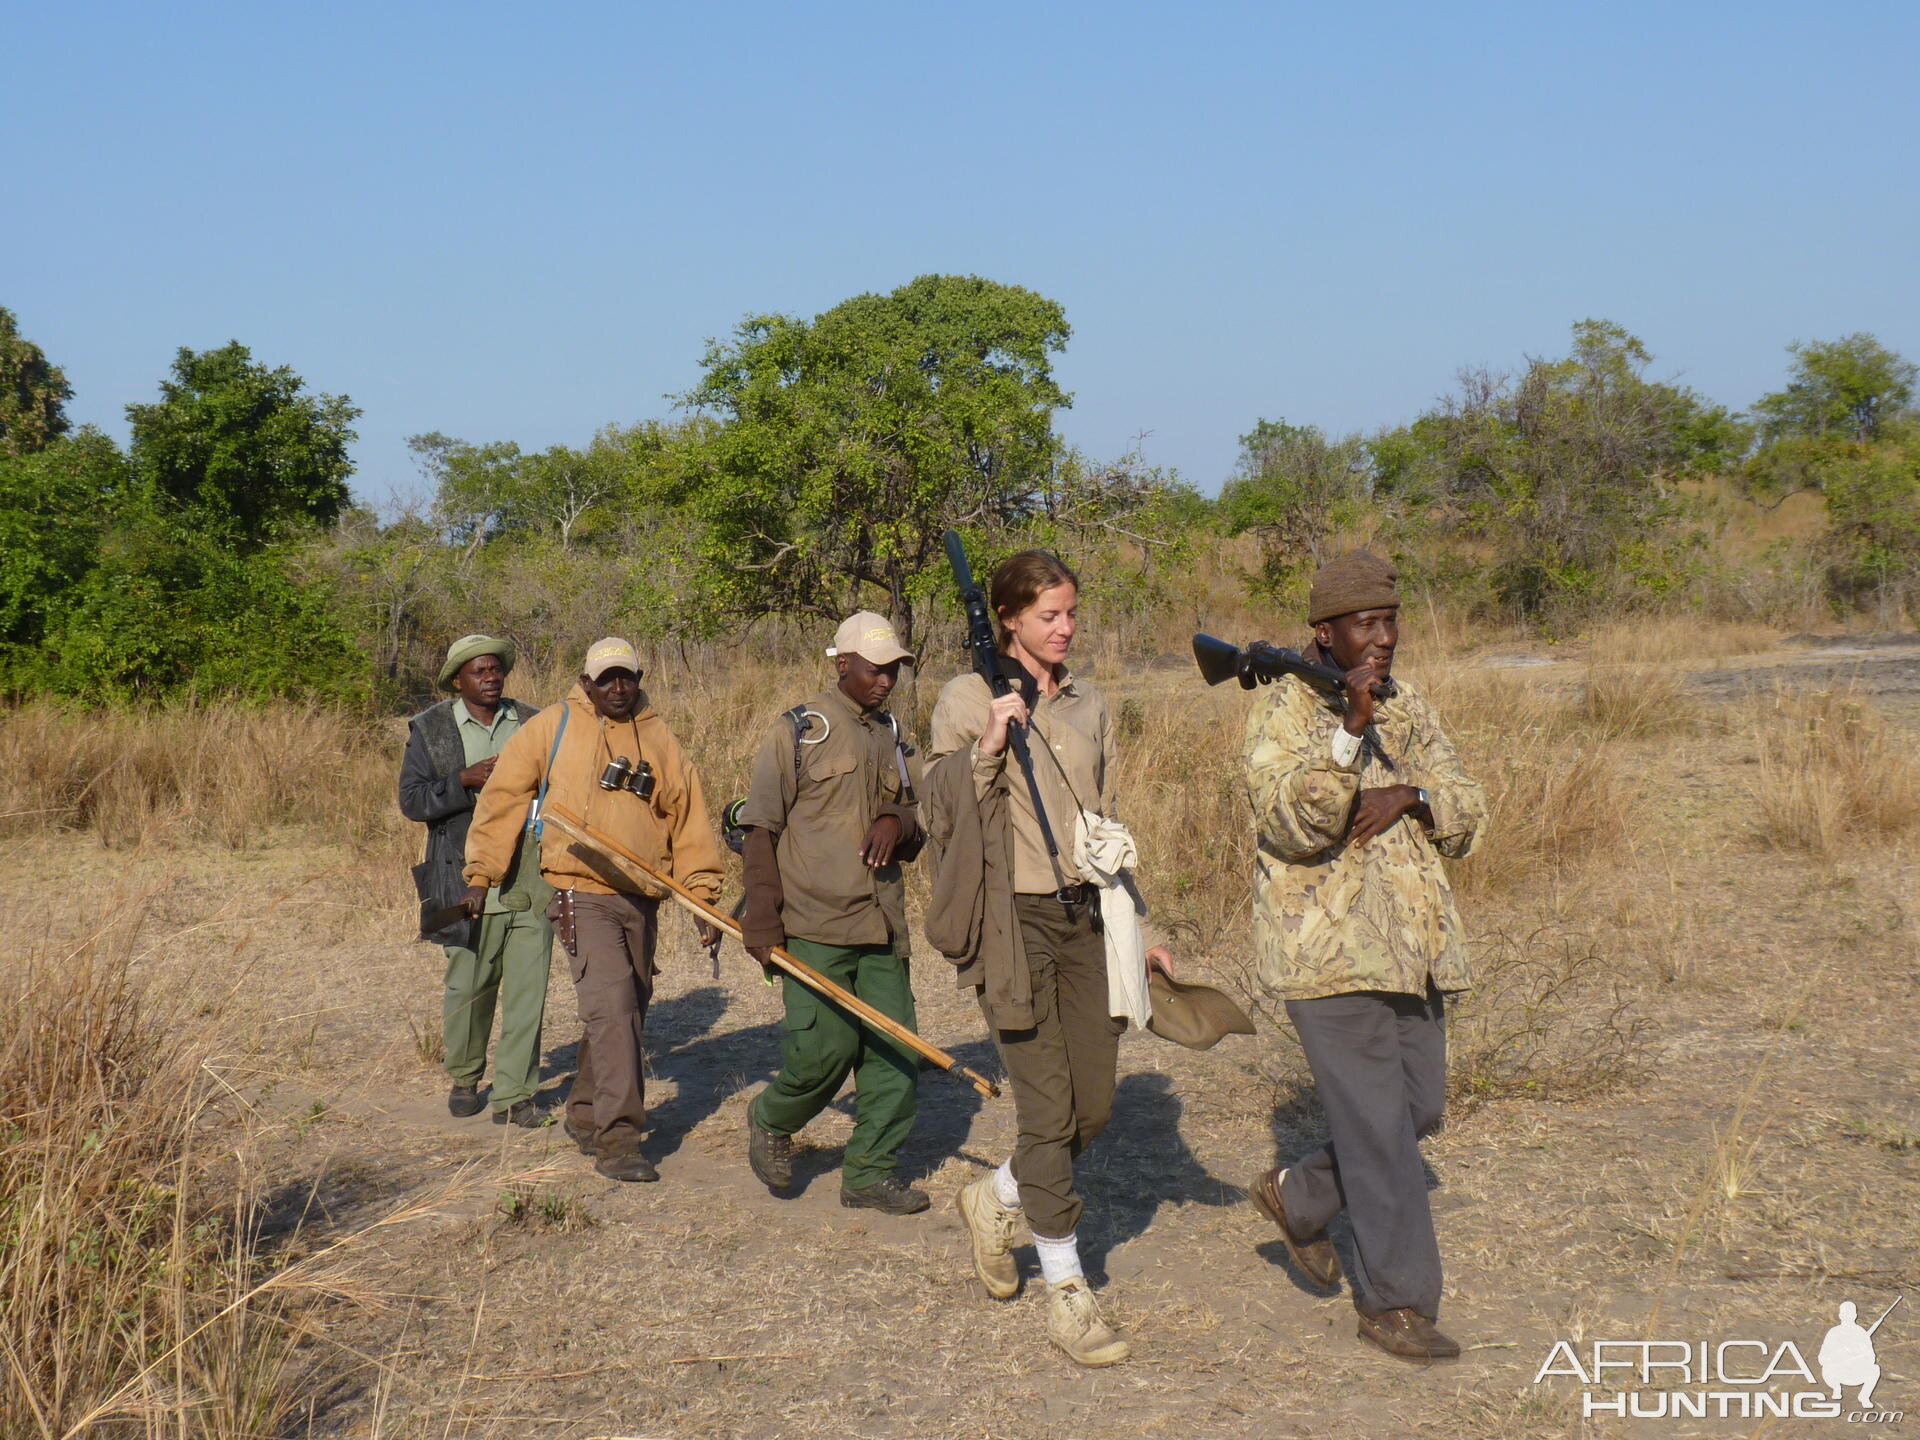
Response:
[668,273,1072,643]
[128,342,360,550]
[0,428,127,654]
[0,306,73,457]
[1754,333,1916,444]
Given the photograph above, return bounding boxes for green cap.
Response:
[437,634,517,689]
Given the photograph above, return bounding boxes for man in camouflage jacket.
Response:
[1242,550,1487,1365]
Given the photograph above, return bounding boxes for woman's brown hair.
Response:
[989,550,1080,649]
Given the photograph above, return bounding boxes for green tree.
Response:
[0,306,73,457]
[128,342,360,549]
[0,429,127,674]
[668,274,1071,644]
[39,514,364,701]
[1219,419,1371,595]
[1821,444,1920,619]
[1422,319,1735,615]
[1754,334,1916,444]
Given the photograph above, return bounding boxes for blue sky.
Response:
[8,1,1917,500]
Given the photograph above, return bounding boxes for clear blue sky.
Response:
[8,1,1917,500]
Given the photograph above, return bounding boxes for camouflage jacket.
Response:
[1244,669,1487,1001]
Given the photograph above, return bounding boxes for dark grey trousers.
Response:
[1283,983,1448,1318]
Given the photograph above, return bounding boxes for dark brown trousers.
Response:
[983,895,1122,1238]
[559,891,659,1154]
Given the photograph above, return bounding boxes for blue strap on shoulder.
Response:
[528,706,569,839]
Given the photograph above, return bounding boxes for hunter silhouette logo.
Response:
[1533,1295,1905,1423]
[1821,1298,1900,1409]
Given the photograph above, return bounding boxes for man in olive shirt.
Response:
[739,612,928,1215]
[398,634,553,1126]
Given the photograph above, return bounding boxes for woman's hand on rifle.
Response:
[979,691,1031,757]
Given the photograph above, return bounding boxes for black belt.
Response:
[1052,883,1093,906]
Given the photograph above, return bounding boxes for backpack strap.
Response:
[527,706,569,839]
[786,704,829,779]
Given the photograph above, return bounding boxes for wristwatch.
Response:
[1416,787,1431,812]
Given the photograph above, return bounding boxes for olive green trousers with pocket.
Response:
[751,939,919,1191]
[442,908,554,1112]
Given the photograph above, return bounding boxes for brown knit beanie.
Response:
[1307,549,1400,624]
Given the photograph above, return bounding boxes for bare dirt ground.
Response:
[9,639,1917,1439]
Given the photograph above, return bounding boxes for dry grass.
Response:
[0,701,401,853]
[1585,616,1778,667]
[1749,684,1920,859]
[1430,675,1637,902]
[1573,663,1702,740]
[0,893,308,1438]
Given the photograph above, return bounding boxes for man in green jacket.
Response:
[738,612,928,1215]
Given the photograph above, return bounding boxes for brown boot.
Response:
[1356,1307,1461,1363]
[594,1148,659,1183]
[1250,1167,1341,1287]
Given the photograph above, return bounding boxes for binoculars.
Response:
[598,755,656,802]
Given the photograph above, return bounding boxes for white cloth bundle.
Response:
[1074,811,1151,1028]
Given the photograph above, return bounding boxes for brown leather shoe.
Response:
[1250,1167,1340,1288]
[594,1148,659,1183]
[1356,1307,1461,1363]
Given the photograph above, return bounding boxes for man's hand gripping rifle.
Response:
[944,530,1062,864]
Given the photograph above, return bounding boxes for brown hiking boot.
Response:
[594,1148,659,1183]
[1250,1166,1341,1288]
[747,1110,794,1193]
[1356,1307,1461,1363]
[447,1084,485,1118]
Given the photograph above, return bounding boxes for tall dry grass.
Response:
[0,702,401,853]
[1749,685,1920,860]
[0,895,309,1437]
[1585,617,1779,668]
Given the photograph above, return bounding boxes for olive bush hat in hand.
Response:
[1146,971,1257,1050]
[437,634,517,689]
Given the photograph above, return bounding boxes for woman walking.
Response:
[924,549,1174,1367]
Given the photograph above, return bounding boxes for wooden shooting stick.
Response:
[541,803,1000,1099]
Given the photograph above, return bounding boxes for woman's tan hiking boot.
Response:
[1046,1277,1130,1367]
[955,1175,1021,1299]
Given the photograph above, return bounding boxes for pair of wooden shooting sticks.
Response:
[540,802,1000,1099]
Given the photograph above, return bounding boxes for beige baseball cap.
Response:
[826,611,913,666]
[582,636,643,680]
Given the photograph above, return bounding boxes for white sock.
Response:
[1033,1231,1084,1287]
[991,1159,1021,1210]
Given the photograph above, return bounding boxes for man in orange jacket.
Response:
[463,637,724,1182]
